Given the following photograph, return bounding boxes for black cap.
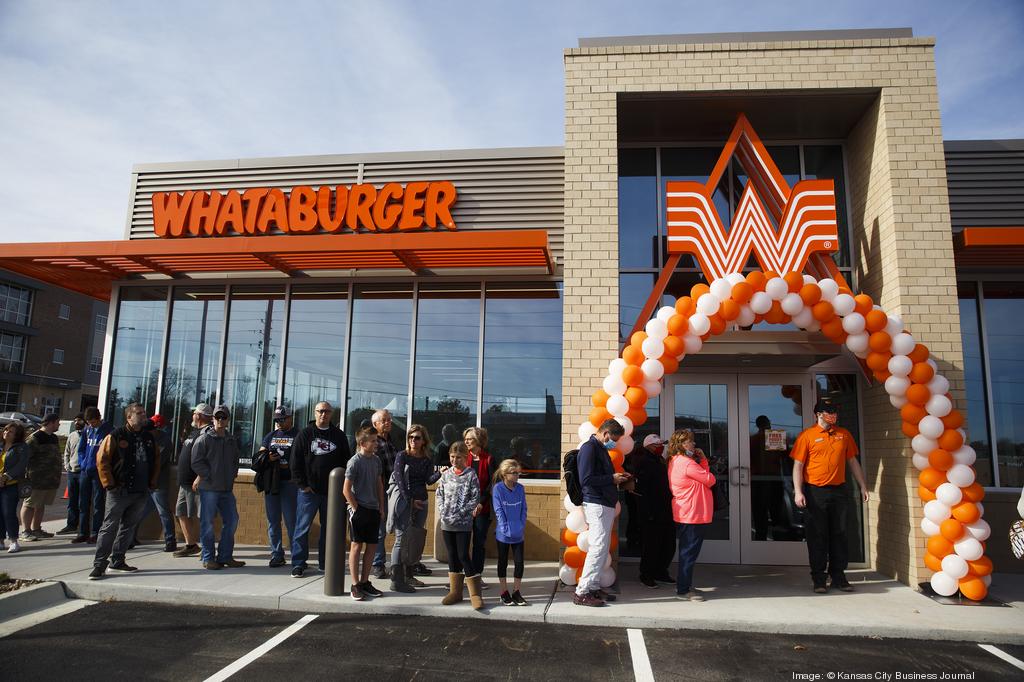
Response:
[813,399,838,414]
[273,405,292,421]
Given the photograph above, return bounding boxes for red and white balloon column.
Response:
[562,270,991,601]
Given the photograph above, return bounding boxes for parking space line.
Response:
[204,614,318,682]
[978,643,1024,672]
[627,628,655,682]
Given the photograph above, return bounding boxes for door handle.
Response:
[729,465,741,487]
[739,465,750,487]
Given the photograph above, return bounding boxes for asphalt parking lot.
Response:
[0,602,1021,681]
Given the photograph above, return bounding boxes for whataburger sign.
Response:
[559,114,993,603]
[151,181,457,238]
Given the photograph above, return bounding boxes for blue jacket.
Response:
[492,481,527,544]
[78,421,112,472]
[578,435,617,508]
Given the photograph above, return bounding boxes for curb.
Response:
[0,582,68,620]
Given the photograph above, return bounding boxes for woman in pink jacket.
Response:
[667,429,716,601]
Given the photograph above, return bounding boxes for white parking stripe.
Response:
[204,614,318,682]
[627,628,655,682]
[978,643,1024,672]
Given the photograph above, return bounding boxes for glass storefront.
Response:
[105,286,167,421]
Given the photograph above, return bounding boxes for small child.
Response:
[492,459,528,606]
[436,442,482,609]
[343,427,384,601]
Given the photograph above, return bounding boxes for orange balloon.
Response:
[630,331,647,347]
[783,272,804,293]
[659,355,679,375]
[675,296,695,316]
[952,501,980,524]
[938,429,964,452]
[663,335,684,358]
[763,271,781,282]
[941,410,964,430]
[821,317,846,341]
[613,460,625,474]
[868,332,892,353]
[764,301,789,325]
[908,344,930,364]
[853,294,873,316]
[927,535,954,558]
[667,314,689,337]
[563,546,586,568]
[906,384,931,407]
[622,364,645,387]
[731,281,754,304]
[966,555,993,577]
[626,406,648,426]
[838,285,853,296]
[575,566,583,581]
[866,351,891,372]
[909,362,935,385]
[918,485,936,502]
[561,527,578,547]
[901,402,927,424]
[591,390,609,408]
[708,314,727,335]
[864,309,888,333]
[919,468,946,490]
[589,407,612,428]
[958,576,987,602]
[939,518,964,542]
[924,552,943,572]
[928,448,953,471]
[625,386,648,408]
[902,422,920,438]
[691,283,711,300]
[609,449,624,468]
[812,301,835,322]
[799,283,822,306]
[962,482,985,503]
[872,369,891,383]
[623,344,645,367]
[719,299,740,321]
[745,271,767,291]
[609,533,619,552]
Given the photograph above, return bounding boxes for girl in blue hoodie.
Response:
[492,458,528,606]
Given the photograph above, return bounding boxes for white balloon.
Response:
[964,519,991,542]
[615,501,622,517]
[832,293,855,316]
[911,453,930,471]
[559,563,578,586]
[927,358,938,372]
[982,575,992,587]
[845,332,870,355]
[577,422,597,442]
[710,278,733,300]
[688,314,711,337]
[803,274,817,285]
[946,463,975,488]
[926,394,952,418]
[941,554,969,580]
[642,379,662,398]
[891,333,916,356]
[599,566,616,588]
[566,508,587,533]
[952,446,976,467]
[885,375,911,396]
[641,336,665,359]
[645,318,668,340]
[576,530,591,552]
[683,334,703,354]
[842,313,866,335]
[927,375,950,396]
[641,358,665,381]
[976,502,985,517]
[617,435,635,456]
[696,294,720,317]
[749,291,772,314]
[818,278,839,301]
[912,435,938,455]
[606,394,629,418]
[884,316,904,337]
[888,355,913,378]
[920,517,941,536]
[736,306,756,327]
[935,482,963,507]
[608,358,627,377]
[792,307,814,329]
[564,493,581,514]
[765,277,789,301]
[890,395,908,409]
[602,374,626,396]
[918,416,944,440]
[923,500,952,524]
[615,415,634,436]
[726,272,746,286]
[954,536,984,561]
[656,305,676,324]
[930,571,958,597]
[603,552,612,569]
[781,293,805,317]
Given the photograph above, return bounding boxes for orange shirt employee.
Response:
[791,399,869,594]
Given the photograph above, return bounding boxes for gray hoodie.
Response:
[190,429,240,493]
[436,466,480,532]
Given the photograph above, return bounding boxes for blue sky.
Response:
[0,0,1021,243]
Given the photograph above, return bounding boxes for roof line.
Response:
[578,28,913,48]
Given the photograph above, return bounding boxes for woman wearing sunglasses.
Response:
[387,424,440,593]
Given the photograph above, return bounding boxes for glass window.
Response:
[803,145,851,269]
[106,286,167,422]
[90,355,103,373]
[957,282,992,486]
[221,286,284,467]
[412,285,480,449]
[662,147,730,247]
[0,382,18,412]
[674,382,731,540]
[160,287,225,460]
[52,348,64,364]
[619,148,659,269]
[815,373,864,563]
[284,285,348,430]
[43,397,61,416]
[0,284,32,326]
[58,304,71,320]
[0,333,26,373]
[619,273,655,341]
[481,283,563,479]
[96,314,108,333]
[345,285,413,444]
[979,282,1024,489]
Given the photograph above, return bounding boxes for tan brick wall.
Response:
[562,36,962,586]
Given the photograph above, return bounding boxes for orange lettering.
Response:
[425,181,457,230]
[346,184,377,231]
[372,183,403,231]
[317,186,346,233]
[288,186,318,233]
[256,189,288,233]
[152,191,195,238]
[186,191,222,236]
[242,188,270,234]
[215,190,245,235]
[399,182,428,231]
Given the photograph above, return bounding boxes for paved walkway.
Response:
[2,519,1022,644]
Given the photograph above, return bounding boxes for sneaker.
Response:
[163,540,178,553]
[685,590,705,602]
[500,590,514,606]
[351,585,364,601]
[173,544,200,558]
[88,564,106,580]
[640,575,658,589]
[109,561,138,572]
[654,573,675,584]
[412,563,432,576]
[7,540,21,553]
[371,565,388,580]
[572,592,605,607]
[203,561,222,570]
[813,584,828,594]
[361,581,382,597]
[56,525,77,535]
[33,529,54,539]
[834,581,854,592]
[269,556,286,568]
[407,574,426,588]
[291,565,306,578]
[479,578,490,590]
[20,531,37,542]
[220,559,245,568]
[591,588,616,602]
[511,590,528,606]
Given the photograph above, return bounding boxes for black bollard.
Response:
[323,467,347,596]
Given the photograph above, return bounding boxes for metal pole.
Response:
[323,466,347,596]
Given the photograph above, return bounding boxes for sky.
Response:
[0,0,1021,244]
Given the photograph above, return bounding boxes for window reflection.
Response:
[107,287,167,421]
[674,383,730,541]
[284,285,347,430]
[979,282,1024,488]
[619,148,658,269]
[803,146,851,268]
[481,283,562,478]
[957,282,992,485]
[815,374,864,563]
[619,273,655,341]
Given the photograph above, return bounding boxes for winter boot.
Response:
[466,574,484,610]
[390,564,416,593]
[441,572,464,605]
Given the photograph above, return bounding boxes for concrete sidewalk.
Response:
[2,519,1022,644]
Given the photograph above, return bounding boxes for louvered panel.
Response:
[945,140,1024,231]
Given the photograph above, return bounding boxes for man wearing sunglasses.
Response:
[190,405,244,570]
[369,409,398,580]
[289,401,351,578]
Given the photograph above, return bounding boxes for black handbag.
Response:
[711,480,728,511]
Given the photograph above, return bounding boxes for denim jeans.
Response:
[675,522,706,594]
[371,510,388,568]
[143,487,176,542]
[94,489,149,567]
[0,485,20,541]
[292,489,330,569]
[265,480,298,561]
[471,513,491,576]
[390,501,428,568]
[77,469,106,538]
[66,471,81,530]
[199,490,239,564]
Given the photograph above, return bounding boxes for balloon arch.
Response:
[560,269,992,601]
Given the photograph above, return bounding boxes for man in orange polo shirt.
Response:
[791,399,869,594]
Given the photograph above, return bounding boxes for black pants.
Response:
[496,540,524,580]
[639,515,675,579]
[804,483,849,586]
[442,529,473,575]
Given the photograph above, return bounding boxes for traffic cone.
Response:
[63,484,69,499]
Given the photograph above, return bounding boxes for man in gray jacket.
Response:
[57,414,84,535]
[190,405,244,570]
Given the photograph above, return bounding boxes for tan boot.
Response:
[441,572,464,606]
[466,574,484,610]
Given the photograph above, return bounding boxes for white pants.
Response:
[576,501,615,596]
